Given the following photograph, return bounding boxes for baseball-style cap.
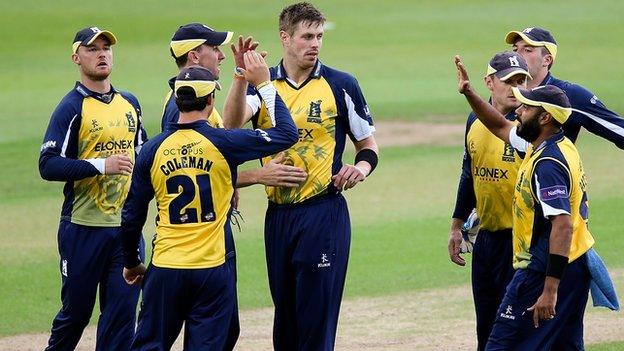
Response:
[512,85,571,124]
[485,51,532,81]
[72,26,117,54]
[174,66,222,99]
[170,23,233,58]
[505,27,558,61]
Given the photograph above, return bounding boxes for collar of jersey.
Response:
[538,72,554,87]
[532,129,565,154]
[274,59,323,81]
[74,81,118,100]
[169,120,209,130]
[168,76,176,90]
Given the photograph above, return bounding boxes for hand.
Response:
[448,227,466,266]
[527,279,558,328]
[332,164,366,191]
[237,51,270,87]
[231,35,267,69]
[123,263,146,286]
[259,152,307,187]
[231,188,240,209]
[455,55,472,95]
[105,153,133,175]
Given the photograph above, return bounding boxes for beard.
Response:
[516,116,541,142]
[83,65,111,81]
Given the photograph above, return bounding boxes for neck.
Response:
[282,55,315,85]
[527,69,549,89]
[178,108,211,124]
[492,100,514,116]
[530,126,559,148]
[80,75,111,94]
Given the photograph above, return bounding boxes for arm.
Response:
[567,84,624,149]
[223,36,262,129]
[449,120,477,266]
[332,136,379,190]
[120,148,155,285]
[455,55,514,144]
[236,152,307,188]
[527,159,573,327]
[220,51,298,164]
[39,100,133,181]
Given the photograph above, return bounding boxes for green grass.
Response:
[589,341,624,351]
[2,0,624,343]
[2,0,624,143]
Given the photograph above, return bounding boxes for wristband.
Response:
[255,80,271,90]
[546,253,568,279]
[234,67,245,79]
[354,148,378,175]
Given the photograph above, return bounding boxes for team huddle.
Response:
[38,1,621,350]
[449,28,621,350]
[39,2,378,351]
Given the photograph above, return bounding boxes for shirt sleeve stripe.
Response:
[60,114,78,157]
[343,89,375,141]
[571,108,624,137]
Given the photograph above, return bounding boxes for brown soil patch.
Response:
[373,121,464,148]
[3,270,622,350]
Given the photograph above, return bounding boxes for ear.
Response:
[279,30,290,45]
[188,51,199,64]
[484,76,494,91]
[71,53,80,65]
[539,111,553,125]
[543,54,553,68]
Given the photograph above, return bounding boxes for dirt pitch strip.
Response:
[2,270,622,351]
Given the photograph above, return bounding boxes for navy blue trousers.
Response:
[46,220,144,351]
[486,254,590,351]
[472,229,515,351]
[131,260,236,351]
[265,193,351,351]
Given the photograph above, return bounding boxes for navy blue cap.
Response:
[512,85,571,123]
[72,26,117,54]
[170,23,233,58]
[174,66,221,99]
[486,51,532,81]
[505,27,558,60]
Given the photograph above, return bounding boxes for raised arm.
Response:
[223,36,262,129]
[455,55,514,144]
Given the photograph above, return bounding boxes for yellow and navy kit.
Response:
[511,131,594,271]
[246,60,375,204]
[161,77,224,131]
[121,96,298,269]
[39,82,147,226]
[453,111,524,231]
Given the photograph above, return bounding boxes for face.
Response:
[485,73,527,112]
[72,36,113,81]
[512,39,552,79]
[188,44,225,79]
[515,104,543,142]
[281,21,324,69]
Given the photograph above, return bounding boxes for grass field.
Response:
[1,0,624,349]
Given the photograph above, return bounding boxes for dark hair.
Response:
[170,44,204,68]
[175,86,212,112]
[279,2,325,35]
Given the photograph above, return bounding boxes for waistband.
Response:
[268,192,342,209]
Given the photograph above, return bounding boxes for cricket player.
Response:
[456,56,595,350]
[223,3,378,350]
[506,27,624,147]
[121,61,298,350]
[39,27,147,350]
[448,51,531,350]
[162,23,307,349]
